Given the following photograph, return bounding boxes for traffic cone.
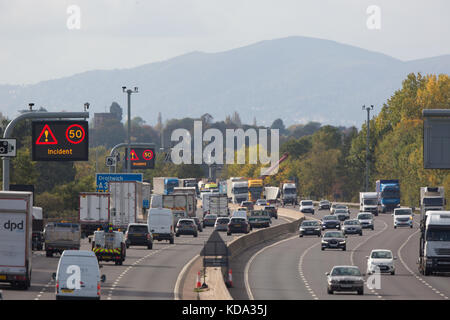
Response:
[228,269,233,288]
[196,271,201,289]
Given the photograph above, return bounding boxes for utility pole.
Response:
[362,105,374,192]
[122,86,139,173]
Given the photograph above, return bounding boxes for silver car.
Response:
[214,217,230,232]
[341,219,362,236]
[326,266,364,295]
[357,212,374,230]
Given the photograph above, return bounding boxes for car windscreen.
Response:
[204,215,217,219]
[324,216,338,221]
[331,267,361,276]
[324,232,344,238]
[302,201,313,206]
[358,214,372,219]
[344,220,359,225]
[302,221,319,226]
[128,225,148,233]
[371,251,392,259]
[335,209,348,214]
[395,210,412,215]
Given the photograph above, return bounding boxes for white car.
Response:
[300,200,315,214]
[366,249,396,275]
[393,208,413,228]
[357,212,374,230]
[54,250,106,300]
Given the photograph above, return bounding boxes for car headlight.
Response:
[339,241,346,244]
[315,228,321,231]
[299,228,305,231]
[322,240,328,243]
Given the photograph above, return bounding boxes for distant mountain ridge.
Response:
[0,36,449,126]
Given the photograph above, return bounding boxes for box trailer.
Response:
[79,192,110,237]
[0,191,33,289]
[109,181,143,229]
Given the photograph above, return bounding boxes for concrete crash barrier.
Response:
[198,267,233,300]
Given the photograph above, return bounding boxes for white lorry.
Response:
[226,178,248,204]
[173,187,197,215]
[420,187,445,216]
[419,211,450,275]
[264,186,280,205]
[359,192,379,216]
[150,193,195,224]
[79,192,110,237]
[0,191,33,289]
[280,182,297,206]
[109,181,144,229]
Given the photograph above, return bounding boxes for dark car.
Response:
[319,200,331,210]
[321,230,346,251]
[202,214,218,228]
[326,266,364,295]
[227,217,251,235]
[176,219,198,237]
[192,217,203,232]
[299,220,322,237]
[321,215,341,230]
[125,223,153,249]
[264,205,278,219]
[240,201,254,211]
[341,219,363,236]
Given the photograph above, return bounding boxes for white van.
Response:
[53,250,105,300]
[147,208,175,244]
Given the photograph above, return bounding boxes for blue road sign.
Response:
[96,173,143,192]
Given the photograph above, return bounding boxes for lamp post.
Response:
[122,86,139,173]
[362,105,374,192]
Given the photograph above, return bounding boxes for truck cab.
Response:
[420,187,445,216]
[248,179,264,203]
[376,180,400,213]
[281,182,297,206]
[419,211,450,275]
[360,192,379,216]
[230,180,249,204]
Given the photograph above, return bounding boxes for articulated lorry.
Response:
[0,191,33,289]
[150,193,195,224]
[109,181,145,230]
[248,179,264,203]
[227,177,248,204]
[179,178,198,195]
[376,179,400,213]
[173,187,197,215]
[208,193,229,216]
[153,177,179,195]
[79,192,110,237]
[359,192,379,216]
[420,187,445,216]
[280,181,297,206]
[418,211,450,275]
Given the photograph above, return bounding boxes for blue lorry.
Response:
[375,179,400,213]
[153,177,179,195]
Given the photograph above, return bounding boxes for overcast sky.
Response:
[0,0,448,85]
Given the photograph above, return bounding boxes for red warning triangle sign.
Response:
[130,149,139,161]
[36,124,58,145]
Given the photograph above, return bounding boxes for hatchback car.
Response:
[202,214,218,228]
[125,223,153,249]
[214,217,231,232]
[227,217,251,235]
[321,215,341,230]
[357,212,374,230]
[326,266,364,295]
[264,205,278,219]
[54,250,106,300]
[321,231,346,251]
[232,210,248,219]
[342,219,362,236]
[299,220,322,237]
[331,204,348,215]
[299,200,315,214]
[318,200,331,210]
[176,219,198,237]
[366,249,396,275]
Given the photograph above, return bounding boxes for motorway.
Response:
[0,206,291,300]
[230,205,450,300]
